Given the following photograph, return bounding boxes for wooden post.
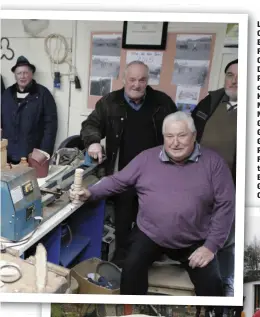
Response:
[0,138,8,169]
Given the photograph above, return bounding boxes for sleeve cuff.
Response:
[88,180,103,201]
[203,240,219,254]
[83,136,101,148]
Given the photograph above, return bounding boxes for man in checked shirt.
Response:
[192,59,238,317]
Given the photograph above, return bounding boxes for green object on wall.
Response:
[226,23,238,35]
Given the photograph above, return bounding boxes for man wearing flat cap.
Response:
[192,59,238,316]
[1,56,58,164]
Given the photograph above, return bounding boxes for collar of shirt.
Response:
[227,101,237,112]
[159,142,201,164]
[17,92,29,99]
[221,94,237,111]
[124,91,146,111]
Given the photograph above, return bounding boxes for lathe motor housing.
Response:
[1,166,42,241]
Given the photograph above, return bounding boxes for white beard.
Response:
[225,88,237,102]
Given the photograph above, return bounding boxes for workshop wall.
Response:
[1,19,73,150]
[1,19,227,151]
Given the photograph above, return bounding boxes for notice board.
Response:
[87,31,216,112]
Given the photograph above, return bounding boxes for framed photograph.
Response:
[122,21,168,50]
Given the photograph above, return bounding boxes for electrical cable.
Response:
[61,223,73,248]
[0,263,22,283]
[44,33,72,78]
[23,22,81,90]
[44,33,81,91]
[44,33,70,63]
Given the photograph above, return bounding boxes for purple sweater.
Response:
[89,146,235,254]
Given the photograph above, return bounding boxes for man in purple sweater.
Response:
[70,111,235,302]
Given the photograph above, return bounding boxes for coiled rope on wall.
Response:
[44,33,73,78]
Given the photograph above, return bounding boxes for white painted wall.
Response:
[1,19,73,150]
[1,19,227,151]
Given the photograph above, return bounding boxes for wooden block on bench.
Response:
[148,264,195,296]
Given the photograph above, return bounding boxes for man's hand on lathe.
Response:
[88,143,103,164]
[69,184,91,202]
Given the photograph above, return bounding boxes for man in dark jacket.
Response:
[1,56,58,164]
[192,59,238,317]
[81,61,177,266]
[192,59,237,184]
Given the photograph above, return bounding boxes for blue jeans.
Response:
[217,244,235,297]
[217,244,235,316]
[196,245,235,316]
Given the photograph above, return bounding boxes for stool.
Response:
[148,263,195,296]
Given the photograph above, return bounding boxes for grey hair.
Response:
[123,60,149,82]
[162,111,197,134]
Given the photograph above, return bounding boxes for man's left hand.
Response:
[188,246,214,269]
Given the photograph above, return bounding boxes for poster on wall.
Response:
[176,102,197,113]
[89,77,112,96]
[91,34,122,80]
[171,59,209,86]
[175,85,200,105]
[91,56,120,78]
[126,50,163,85]
[175,34,212,61]
[92,34,122,57]
[87,31,215,110]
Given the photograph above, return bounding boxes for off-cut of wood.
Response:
[73,185,82,190]
[0,252,69,293]
[74,179,83,186]
[148,264,195,296]
[0,138,8,169]
[72,168,84,205]
[35,243,47,293]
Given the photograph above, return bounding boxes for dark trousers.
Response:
[7,156,20,165]
[120,227,224,300]
[113,187,138,262]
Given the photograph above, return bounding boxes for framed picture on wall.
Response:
[122,21,168,50]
